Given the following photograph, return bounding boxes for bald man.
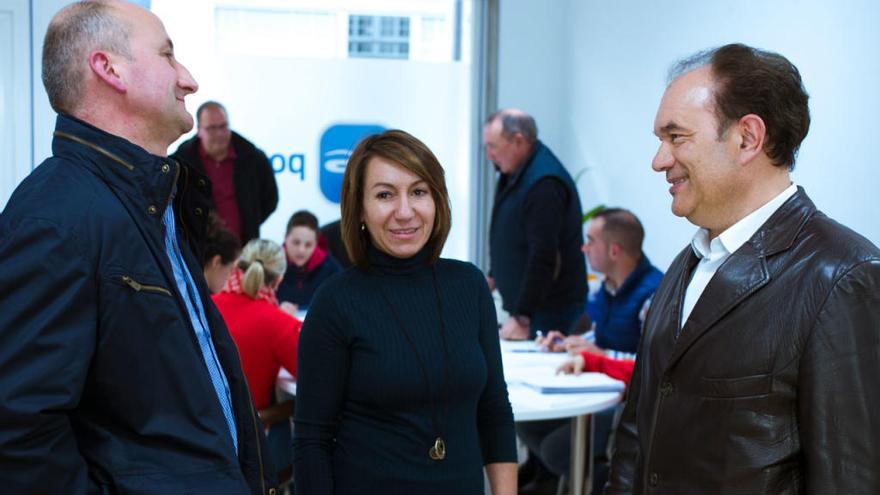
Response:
[484,109,587,341]
[0,1,275,492]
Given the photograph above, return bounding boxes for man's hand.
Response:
[536,330,567,352]
[557,354,586,375]
[499,315,529,340]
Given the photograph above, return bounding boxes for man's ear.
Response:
[737,114,766,165]
[88,50,127,93]
[608,242,622,260]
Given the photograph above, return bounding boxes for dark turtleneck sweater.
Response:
[293,245,516,494]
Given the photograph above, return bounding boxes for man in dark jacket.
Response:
[173,101,278,244]
[606,43,880,494]
[485,109,587,340]
[0,1,276,493]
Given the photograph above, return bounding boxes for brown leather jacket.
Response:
[606,188,880,494]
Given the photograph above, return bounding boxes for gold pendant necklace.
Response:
[428,437,446,460]
[378,267,451,462]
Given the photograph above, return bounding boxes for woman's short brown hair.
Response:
[340,129,452,267]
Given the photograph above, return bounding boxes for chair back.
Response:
[258,399,296,488]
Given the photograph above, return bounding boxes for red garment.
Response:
[212,291,301,409]
[580,351,635,387]
[199,142,242,238]
[220,268,279,306]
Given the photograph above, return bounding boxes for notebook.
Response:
[523,372,625,394]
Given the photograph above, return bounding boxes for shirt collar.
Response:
[691,183,798,260]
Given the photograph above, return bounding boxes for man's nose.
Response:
[652,143,673,172]
[177,61,199,94]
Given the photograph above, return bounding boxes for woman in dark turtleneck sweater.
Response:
[293,130,517,495]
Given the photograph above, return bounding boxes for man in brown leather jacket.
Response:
[605,43,880,494]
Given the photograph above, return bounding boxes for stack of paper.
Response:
[523,373,625,394]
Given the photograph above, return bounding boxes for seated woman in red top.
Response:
[557,350,635,386]
[212,239,302,474]
[212,238,301,409]
[523,350,635,493]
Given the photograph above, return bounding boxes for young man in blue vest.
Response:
[546,208,664,358]
[522,208,663,494]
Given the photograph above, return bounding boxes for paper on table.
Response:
[523,372,625,394]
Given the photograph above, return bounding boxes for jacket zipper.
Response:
[120,275,172,296]
[53,131,135,171]
[170,159,191,242]
[166,160,181,217]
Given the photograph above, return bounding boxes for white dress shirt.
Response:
[680,184,798,331]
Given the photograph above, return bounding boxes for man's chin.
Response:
[670,202,689,218]
[174,123,193,139]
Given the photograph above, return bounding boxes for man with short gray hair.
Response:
[0,1,276,492]
[484,108,587,341]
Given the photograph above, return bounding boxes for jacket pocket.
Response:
[113,274,173,297]
[698,373,772,399]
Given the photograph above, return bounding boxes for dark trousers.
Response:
[516,405,620,492]
[267,421,293,472]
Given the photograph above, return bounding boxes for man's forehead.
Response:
[484,118,502,136]
[654,69,715,133]
[121,2,171,42]
[200,106,228,123]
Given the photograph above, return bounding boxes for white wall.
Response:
[499,0,880,270]
[496,0,569,154]
[0,0,33,209]
[31,0,71,167]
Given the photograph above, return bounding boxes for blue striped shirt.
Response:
[162,199,238,454]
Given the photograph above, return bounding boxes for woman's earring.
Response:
[360,222,366,232]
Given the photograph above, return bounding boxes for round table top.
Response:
[277,340,623,422]
[501,340,623,422]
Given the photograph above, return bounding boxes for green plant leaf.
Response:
[582,204,606,224]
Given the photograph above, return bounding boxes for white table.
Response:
[501,340,622,495]
[277,368,296,395]
[276,341,622,495]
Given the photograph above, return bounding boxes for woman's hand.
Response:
[486,462,517,495]
[557,354,586,375]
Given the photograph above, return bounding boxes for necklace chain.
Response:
[377,266,450,460]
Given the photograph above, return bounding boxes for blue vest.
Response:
[489,141,586,314]
[587,255,663,353]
